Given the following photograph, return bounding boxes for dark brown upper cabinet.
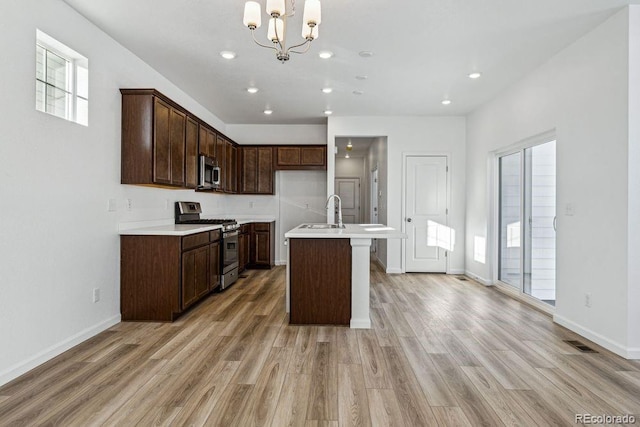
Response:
[198,124,217,158]
[274,145,326,170]
[121,89,188,187]
[240,146,274,194]
[185,117,199,189]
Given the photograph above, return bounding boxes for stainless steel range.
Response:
[175,202,239,290]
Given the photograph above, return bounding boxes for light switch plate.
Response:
[108,199,117,212]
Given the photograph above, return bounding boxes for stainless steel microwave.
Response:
[198,155,220,189]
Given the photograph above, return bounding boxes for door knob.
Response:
[407,218,412,222]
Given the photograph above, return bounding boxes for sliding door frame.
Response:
[490,130,556,314]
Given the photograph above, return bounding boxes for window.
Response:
[35,30,88,126]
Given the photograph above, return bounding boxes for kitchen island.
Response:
[284,223,406,328]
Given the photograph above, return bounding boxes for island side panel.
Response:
[289,238,351,325]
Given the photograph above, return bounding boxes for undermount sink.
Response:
[300,223,345,229]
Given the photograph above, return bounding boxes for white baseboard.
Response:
[275,260,287,266]
[448,268,465,275]
[553,314,639,360]
[350,318,372,329]
[386,268,403,274]
[0,314,121,387]
[464,270,492,286]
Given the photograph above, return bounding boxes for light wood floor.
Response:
[1,265,639,426]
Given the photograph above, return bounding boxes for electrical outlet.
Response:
[108,199,117,212]
[93,288,101,303]
[165,199,170,210]
[126,199,133,211]
[585,293,592,308]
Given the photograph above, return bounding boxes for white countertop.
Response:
[284,223,407,239]
[119,223,223,236]
[119,217,276,236]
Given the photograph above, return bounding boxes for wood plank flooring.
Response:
[1,264,639,426]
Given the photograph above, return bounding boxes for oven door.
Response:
[222,231,239,274]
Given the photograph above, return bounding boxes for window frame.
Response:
[35,30,88,126]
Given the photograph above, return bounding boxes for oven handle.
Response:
[224,231,239,238]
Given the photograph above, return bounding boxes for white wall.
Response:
[0,0,234,385]
[225,124,326,145]
[627,6,640,354]
[466,8,637,357]
[327,117,466,274]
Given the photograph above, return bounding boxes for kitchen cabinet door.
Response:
[240,146,274,194]
[226,142,237,193]
[198,125,216,158]
[185,116,198,188]
[216,135,227,191]
[250,222,275,268]
[153,98,172,184]
[182,245,209,310]
[169,108,186,186]
[274,145,326,170]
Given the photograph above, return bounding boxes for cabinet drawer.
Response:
[252,223,270,232]
[209,230,221,242]
[182,232,209,251]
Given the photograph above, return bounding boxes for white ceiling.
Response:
[335,137,374,158]
[63,0,634,125]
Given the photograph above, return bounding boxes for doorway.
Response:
[498,139,556,305]
[404,155,449,273]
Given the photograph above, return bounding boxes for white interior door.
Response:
[335,178,360,223]
[405,156,448,272]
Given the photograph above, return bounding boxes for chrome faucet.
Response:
[325,194,344,228]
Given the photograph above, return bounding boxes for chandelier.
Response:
[243,0,322,63]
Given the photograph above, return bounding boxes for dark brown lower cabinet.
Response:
[249,221,275,269]
[121,229,221,321]
[289,238,351,325]
[181,245,209,310]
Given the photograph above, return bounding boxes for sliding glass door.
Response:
[498,140,556,305]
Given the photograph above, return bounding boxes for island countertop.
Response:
[284,223,406,239]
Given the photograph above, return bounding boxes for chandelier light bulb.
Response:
[243,1,262,29]
[268,18,285,43]
[266,0,285,17]
[303,0,322,26]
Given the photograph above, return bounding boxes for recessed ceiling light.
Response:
[441,99,452,105]
[324,110,333,115]
[247,87,259,94]
[220,51,236,60]
[264,109,273,115]
[322,87,333,94]
[355,75,368,80]
[318,51,334,59]
[468,72,482,79]
[345,153,350,159]
[359,51,374,58]
[352,90,364,95]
